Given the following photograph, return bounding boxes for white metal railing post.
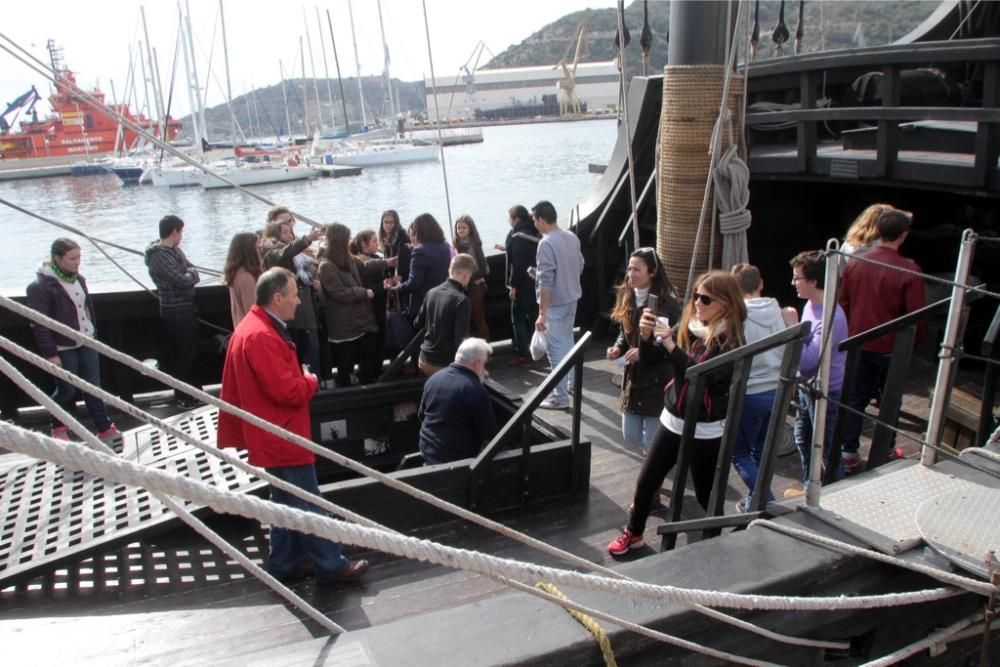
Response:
[806,238,841,508]
[923,229,977,465]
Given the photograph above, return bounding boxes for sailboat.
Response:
[310,0,438,168]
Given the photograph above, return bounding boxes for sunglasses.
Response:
[693,292,714,306]
[636,246,658,269]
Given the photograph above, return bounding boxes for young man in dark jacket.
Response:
[502,205,540,366]
[145,215,201,408]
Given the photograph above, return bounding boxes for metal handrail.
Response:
[470,332,591,478]
[376,326,426,383]
[837,297,949,351]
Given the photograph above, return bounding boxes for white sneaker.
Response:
[539,398,569,410]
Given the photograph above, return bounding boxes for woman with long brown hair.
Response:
[453,214,490,340]
[608,270,746,556]
[606,247,682,451]
[842,203,891,257]
[221,231,263,327]
[319,223,378,386]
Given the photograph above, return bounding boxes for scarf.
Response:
[633,286,650,308]
[688,319,725,340]
[48,261,77,283]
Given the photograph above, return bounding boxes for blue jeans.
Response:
[622,412,660,449]
[266,464,349,579]
[841,351,892,454]
[544,301,576,403]
[730,390,776,503]
[51,346,112,431]
[795,386,842,484]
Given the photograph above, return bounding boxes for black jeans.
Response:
[330,333,377,387]
[627,423,722,535]
[162,306,199,395]
[841,351,892,455]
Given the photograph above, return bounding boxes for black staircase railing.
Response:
[658,321,811,549]
[469,332,591,509]
[376,326,426,383]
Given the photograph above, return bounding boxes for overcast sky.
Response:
[1,0,619,121]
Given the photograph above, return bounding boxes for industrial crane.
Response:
[1,87,42,134]
[554,24,587,116]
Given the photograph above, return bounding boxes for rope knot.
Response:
[719,209,752,235]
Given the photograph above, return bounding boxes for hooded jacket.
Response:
[144,242,199,313]
[742,297,786,395]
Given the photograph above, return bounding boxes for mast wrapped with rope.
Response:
[656,64,744,296]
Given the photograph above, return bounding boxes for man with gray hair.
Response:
[417,337,499,464]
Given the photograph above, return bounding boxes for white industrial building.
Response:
[424,61,620,120]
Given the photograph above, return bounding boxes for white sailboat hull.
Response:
[145,166,202,188]
[196,165,318,189]
[322,143,439,167]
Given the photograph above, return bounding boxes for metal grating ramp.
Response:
[811,460,1000,554]
[0,407,261,587]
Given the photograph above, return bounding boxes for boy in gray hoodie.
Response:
[730,264,795,511]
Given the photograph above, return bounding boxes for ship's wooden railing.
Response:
[658,321,811,550]
[746,38,1000,189]
[469,331,591,509]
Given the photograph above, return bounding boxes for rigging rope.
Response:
[0,422,971,613]
[0,34,324,229]
[421,0,454,237]
[0,297,852,652]
[536,582,618,667]
[0,353,344,635]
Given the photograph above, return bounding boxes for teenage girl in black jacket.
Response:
[608,270,746,556]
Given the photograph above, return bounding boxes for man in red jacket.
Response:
[218,268,367,584]
[839,207,925,472]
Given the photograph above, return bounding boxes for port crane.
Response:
[554,24,587,116]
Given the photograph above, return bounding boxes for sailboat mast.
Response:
[376,0,396,120]
[219,0,237,150]
[347,0,368,129]
[279,60,292,142]
[300,37,310,137]
[326,9,351,136]
[177,5,202,153]
[140,9,166,139]
[315,6,337,130]
[184,1,208,146]
[302,8,324,136]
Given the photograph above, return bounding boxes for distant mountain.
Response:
[484,0,939,74]
[179,0,939,137]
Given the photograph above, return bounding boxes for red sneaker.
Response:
[51,426,70,440]
[607,528,643,556]
[96,424,122,441]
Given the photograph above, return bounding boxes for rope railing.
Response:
[0,353,345,635]
[0,422,973,613]
[0,337,853,660]
[0,293,870,651]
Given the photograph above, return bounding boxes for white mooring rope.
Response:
[0,423,967,613]
[0,333,850,656]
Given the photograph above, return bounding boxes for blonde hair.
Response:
[844,203,892,248]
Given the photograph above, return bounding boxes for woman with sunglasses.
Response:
[607,248,681,453]
[608,270,746,556]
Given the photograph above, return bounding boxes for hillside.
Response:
[184,0,938,139]
[485,0,939,74]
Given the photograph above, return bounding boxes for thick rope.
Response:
[536,582,618,667]
[0,293,623,580]
[715,142,752,269]
[0,423,969,613]
[0,297,930,650]
[751,520,999,597]
[2,342,804,664]
[858,611,982,667]
[0,354,345,635]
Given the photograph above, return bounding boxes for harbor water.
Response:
[0,119,616,293]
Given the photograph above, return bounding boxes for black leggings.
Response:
[627,423,722,534]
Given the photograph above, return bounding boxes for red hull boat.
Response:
[0,41,181,160]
